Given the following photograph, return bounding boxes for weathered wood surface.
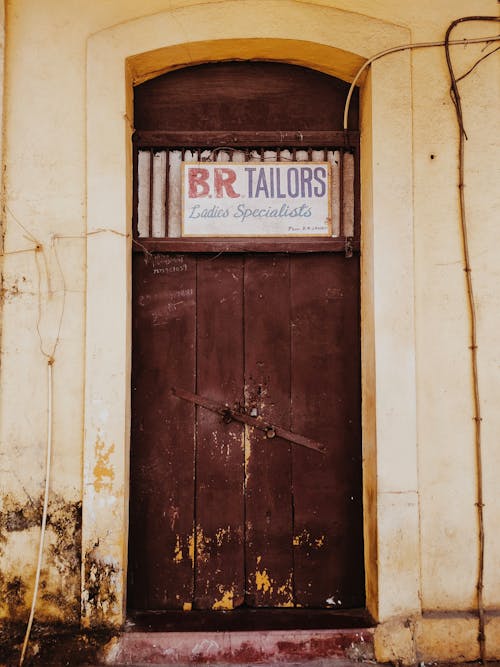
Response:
[290,255,364,608]
[132,238,359,254]
[130,60,363,616]
[134,62,359,132]
[194,256,245,610]
[129,253,197,609]
[129,253,364,611]
[133,130,359,148]
[244,255,294,607]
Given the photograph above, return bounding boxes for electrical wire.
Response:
[456,45,500,83]
[444,15,500,664]
[9,223,131,664]
[342,16,499,663]
[2,215,53,664]
[5,216,65,665]
[343,34,500,130]
[2,213,56,665]
[19,359,54,667]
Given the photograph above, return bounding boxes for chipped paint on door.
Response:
[128,252,364,611]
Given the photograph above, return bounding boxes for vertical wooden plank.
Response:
[244,255,294,608]
[152,151,167,237]
[328,150,341,237]
[339,150,344,238]
[167,150,182,238]
[137,150,151,238]
[129,252,196,610]
[132,146,139,238]
[164,150,170,237]
[290,254,364,609]
[195,255,245,610]
[342,152,355,237]
[148,149,154,238]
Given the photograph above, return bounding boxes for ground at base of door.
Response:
[87,662,373,667]
[103,628,373,665]
[84,662,500,667]
[0,625,372,666]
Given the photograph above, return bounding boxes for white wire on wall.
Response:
[343,20,500,664]
[343,34,500,130]
[19,360,54,667]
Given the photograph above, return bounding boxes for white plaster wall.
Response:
[0,0,499,660]
[411,18,500,612]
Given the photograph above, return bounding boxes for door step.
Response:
[105,628,374,664]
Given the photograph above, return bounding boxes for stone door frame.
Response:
[82,0,419,629]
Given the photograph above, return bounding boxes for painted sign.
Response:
[181,162,332,237]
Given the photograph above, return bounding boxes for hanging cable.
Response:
[7,220,66,665]
[342,16,499,664]
[1,215,49,666]
[343,33,500,130]
[19,358,54,667]
[11,223,130,663]
[444,15,500,664]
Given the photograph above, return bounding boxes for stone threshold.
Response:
[104,627,374,664]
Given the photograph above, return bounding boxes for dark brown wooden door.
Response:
[129,251,364,611]
[128,60,364,617]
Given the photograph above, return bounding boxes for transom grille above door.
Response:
[133,136,359,242]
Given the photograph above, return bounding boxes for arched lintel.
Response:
[127,37,366,87]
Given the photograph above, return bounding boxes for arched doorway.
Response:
[128,61,365,625]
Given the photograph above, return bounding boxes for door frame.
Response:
[81,2,419,631]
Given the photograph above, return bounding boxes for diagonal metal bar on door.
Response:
[172,387,326,454]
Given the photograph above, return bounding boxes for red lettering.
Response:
[214,168,240,198]
[188,168,210,198]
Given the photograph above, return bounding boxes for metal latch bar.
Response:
[172,387,326,455]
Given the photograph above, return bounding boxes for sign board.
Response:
[181,162,332,237]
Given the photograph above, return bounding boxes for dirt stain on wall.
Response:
[82,543,119,628]
[0,496,122,664]
[0,494,82,624]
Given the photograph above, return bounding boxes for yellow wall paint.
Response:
[128,38,366,85]
[0,0,499,662]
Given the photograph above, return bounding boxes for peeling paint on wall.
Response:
[82,543,119,627]
[93,438,115,493]
[0,494,82,623]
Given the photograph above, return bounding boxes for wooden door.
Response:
[128,61,364,617]
[128,251,363,611]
